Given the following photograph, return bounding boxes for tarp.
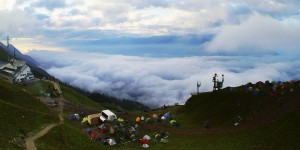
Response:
[88,113,100,125]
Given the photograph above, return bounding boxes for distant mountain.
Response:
[0,42,39,67]
[0,42,54,79]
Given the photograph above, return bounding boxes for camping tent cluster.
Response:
[70,109,175,148]
[136,112,179,127]
[79,111,144,146]
[242,80,300,96]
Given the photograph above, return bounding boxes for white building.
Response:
[0,59,34,83]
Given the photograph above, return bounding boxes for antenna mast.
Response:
[7,35,9,62]
[197,81,201,94]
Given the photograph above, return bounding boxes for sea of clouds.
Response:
[28,50,300,107]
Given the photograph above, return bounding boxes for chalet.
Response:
[0,59,34,83]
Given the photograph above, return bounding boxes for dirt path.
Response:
[25,98,64,150]
[25,83,64,150]
[25,123,57,150]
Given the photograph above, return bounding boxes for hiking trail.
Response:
[25,81,64,150]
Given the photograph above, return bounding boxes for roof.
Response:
[0,59,28,77]
[101,110,116,116]
[88,113,100,118]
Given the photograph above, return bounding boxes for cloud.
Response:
[2,0,300,50]
[0,9,39,37]
[206,13,300,55]
[27,51,300,107]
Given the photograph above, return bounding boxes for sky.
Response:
[1,0,300,107]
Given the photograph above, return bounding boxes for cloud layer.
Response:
[28,51,300,107]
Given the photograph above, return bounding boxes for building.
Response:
[0,59,34,83]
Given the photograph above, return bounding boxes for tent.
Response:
[85,128,92,135]
[81,116,89,126]
[88,113,100,125]
[69,114,80,121]
[107,139,116,145]
[152,114,158,119]
[136,117,141,123]
[145,118,153,124]
[164,113,171,119]
[117,118,124,123]
[170,119,179,127]
[82,117,88,123]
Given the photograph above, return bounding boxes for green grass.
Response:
[36,122,102,150]
[149,105,300,150]
[176,84,300,129]
[2,78,300,149]
[60,84,104,111]
[23,80,50,97]
[0,80,57,149]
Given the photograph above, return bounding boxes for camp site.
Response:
[1,75,300,149]
[1,1,300,149]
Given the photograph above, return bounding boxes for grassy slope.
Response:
[60,84,104,111]
[147,105,300,150]
[36,122,101,150]
[0,80,57,149]
[36,84,109,149]
[177,83,300,128]
[23,80,50,97]
[36,81,300,149]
